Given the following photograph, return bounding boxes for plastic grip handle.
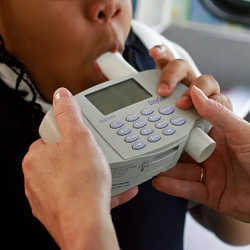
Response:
[185,127,216,163]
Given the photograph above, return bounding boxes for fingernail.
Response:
[54,88,72,101]
[179,95,190,102]
[154,46,166,58]
[155,45,166,52]
[158,84,171,96]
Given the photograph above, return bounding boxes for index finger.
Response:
[158,59,197,97]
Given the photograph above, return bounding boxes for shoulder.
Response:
[0,79,44,156]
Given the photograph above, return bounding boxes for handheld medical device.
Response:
[39,52,216,196]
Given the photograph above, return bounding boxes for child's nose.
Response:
[86,0,121,23]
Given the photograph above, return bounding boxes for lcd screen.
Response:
[86,79,152,115]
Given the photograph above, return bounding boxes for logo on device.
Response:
[148,96,166,105]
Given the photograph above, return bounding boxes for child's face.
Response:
[0,0,132,101]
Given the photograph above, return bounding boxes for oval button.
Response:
[125,134,139,143]
[132,141,146,150]
[159,105,175,115]
[140,128,154,136]
[162,128,176,136]
[117,127,131,136]
[148,134,161,143]
[133,120,147,129]
[141,107,154,116]
[155,121,168,129]
[110,120,125,129]
[171,117,186,126]
[126,114,140,122]
[148,115,161,122]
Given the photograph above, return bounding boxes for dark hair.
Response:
[0,35,38,102]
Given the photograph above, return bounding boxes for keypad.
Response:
[109,103,187,151]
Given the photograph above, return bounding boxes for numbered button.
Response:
[140,128,154,136]
[171,117,186,126]
[155,121,168,129]
[162,128,176,136]
[133,120,147,129]
[117,127,131,136]
[110,120,124,129]
[132,141,146,150]
[148,115,161,122]
[125,134,139,143]
[148,134,161,143]
[159,105,175,115]
[126,114,140,122]
[141,107,154,116]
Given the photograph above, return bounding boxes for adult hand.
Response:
[22,88,135,249]
[153,84,250,223]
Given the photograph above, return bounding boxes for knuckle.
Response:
[224,95,233,110]
[70,127,92,143]
[196,74,220,93]
[22,153,33,173]
[213,94,233,111]
[197,74,214,83]
[174,59,188,67]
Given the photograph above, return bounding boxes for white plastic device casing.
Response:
[39,52,215,196]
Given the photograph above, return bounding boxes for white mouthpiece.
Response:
[185,127,216,163]
[96,52,138,80]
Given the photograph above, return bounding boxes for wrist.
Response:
[57,201,118,250]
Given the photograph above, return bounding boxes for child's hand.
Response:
[149,45,232,111]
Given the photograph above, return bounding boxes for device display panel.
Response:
[86,78,152,115]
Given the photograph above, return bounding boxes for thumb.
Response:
[190,86,250,142]
[53,88,86,140]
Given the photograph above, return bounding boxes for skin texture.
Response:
[23,88,120,250]
[0,0,132,101]
[0,0,137,209]
[1,0,249,248]
[153,85,250,223]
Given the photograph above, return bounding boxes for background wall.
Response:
[133,0,250,32]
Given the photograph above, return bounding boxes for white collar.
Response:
[0,63,52,112]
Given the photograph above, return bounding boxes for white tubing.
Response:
[185,127,216,163]
[96,52,138,80]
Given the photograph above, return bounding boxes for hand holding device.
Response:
[39,52,216,196]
